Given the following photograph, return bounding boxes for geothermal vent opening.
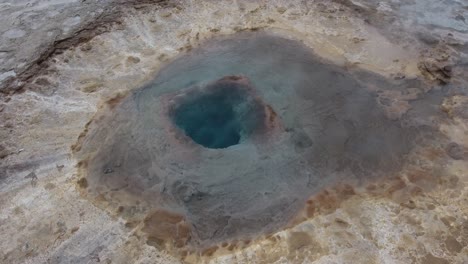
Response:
[170,76,265,149]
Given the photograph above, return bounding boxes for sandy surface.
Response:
[0,0,467,263]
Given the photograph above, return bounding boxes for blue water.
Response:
[172,88,242,149]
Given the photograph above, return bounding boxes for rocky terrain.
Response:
[0,0,467,263]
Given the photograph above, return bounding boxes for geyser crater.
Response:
[74,32,439,257]
[169,76,270,149]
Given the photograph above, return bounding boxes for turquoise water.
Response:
[172,83,244,149]
[173,92,242,149]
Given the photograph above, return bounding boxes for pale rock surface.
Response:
[0,1,467,264]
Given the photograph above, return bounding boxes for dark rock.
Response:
[446,142,465,160]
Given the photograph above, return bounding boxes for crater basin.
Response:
[74,32,438,253]
[170,76,268,149]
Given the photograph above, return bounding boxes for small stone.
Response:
[393,73,406,80]
[0,145,9,159]
[77,178,88,188]
[455,14,465,22]
[81,82,102,93]
[446,142,465,160]
[401,200,416,209]
[35,77,51,86]
[25,171,37,179]
[25,171,38,187]
[276,7,287,14]
[56,164,65,172]
[104,167,114,174]
[127,56,141,64]
[160,11,172,18]
[80,43,92,52]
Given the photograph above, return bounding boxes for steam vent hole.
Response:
[171,77,264,149]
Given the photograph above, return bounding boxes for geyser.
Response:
[74,32,438,255]
[170,76,266,149]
